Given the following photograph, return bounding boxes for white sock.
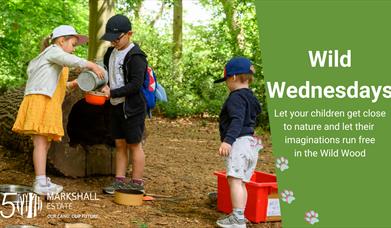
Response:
[233,208,245,220]
[35,175,47,185]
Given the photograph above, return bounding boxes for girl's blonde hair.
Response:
[40,35,52,52]
[40,34,74,52]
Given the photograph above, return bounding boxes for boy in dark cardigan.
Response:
[101,14,147,194]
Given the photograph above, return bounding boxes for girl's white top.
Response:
[24,44,88,97]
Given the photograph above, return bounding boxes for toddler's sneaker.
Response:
[216,214,246,228]
[33,177,63,196]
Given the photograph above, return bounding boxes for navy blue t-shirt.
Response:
[219,88,262,145]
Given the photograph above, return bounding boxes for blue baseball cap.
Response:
[214,57,255,83]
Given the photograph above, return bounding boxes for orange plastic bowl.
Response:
[85,91,107,105]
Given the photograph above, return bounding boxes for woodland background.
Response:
[0,0,268,129]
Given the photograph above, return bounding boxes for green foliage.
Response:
[133,0,269,129]
[1,0,269,130]
[0,0,88,91]
[197,0,269,130]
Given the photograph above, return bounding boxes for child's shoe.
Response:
[33,177,63,196]
[126,182,145,194]
[216,214,246,228]
[102,180,128,195]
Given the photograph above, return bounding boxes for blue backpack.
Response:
[142,66,168,117]
[124,52,167,118]
[143,66,157,117]
[104,46,167,117]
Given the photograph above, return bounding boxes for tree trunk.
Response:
[172,0,183,82]
[0,73,116,177]
[220,0,242,56]
[88,0,115,61]
[133,0,144,22]
[149,2,165,27]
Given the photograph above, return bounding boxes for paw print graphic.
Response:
[276,157,289,172]
[305,210,319,225]
[281,190,295,204]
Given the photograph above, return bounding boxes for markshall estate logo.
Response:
[46,192,99,220]
[1,191,99,219]
[1,192,43,219]
[47,191,98,201]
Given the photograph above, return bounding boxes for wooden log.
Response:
[0,74,115,177]
[0,87,31,154]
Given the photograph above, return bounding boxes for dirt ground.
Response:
[0,117,281,228]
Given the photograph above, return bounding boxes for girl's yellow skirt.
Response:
[12,67,69,141]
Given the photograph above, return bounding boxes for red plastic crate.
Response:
[214,171,279,223]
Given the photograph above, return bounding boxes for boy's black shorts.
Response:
[110,103,145,144]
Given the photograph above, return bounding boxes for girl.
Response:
[12,25,105,195]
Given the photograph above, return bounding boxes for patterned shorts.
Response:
[226,136,263,182]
